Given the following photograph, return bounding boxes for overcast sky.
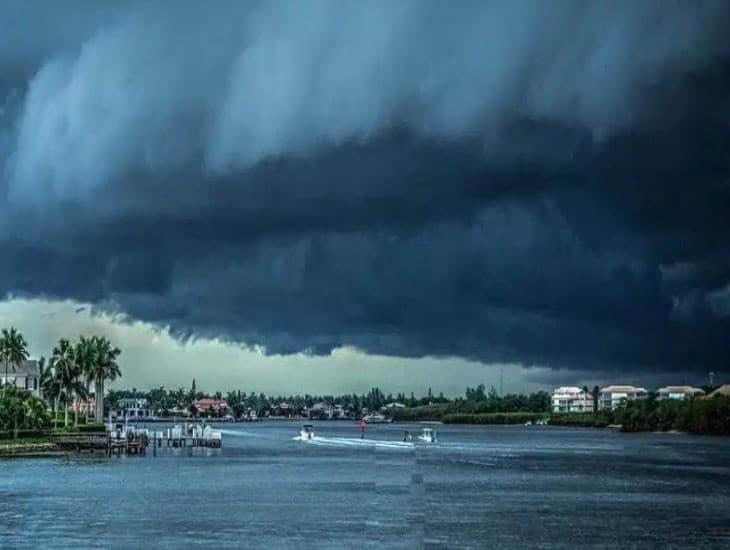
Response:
[1,1,728,393]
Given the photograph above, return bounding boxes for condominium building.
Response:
[551,386,594,413]
[599,385,648,410]
[657,386,705,400]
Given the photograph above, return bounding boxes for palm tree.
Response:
[73,336,97,426]
[0,327,30,397]
[45,362,63,428]
[86,336,122,422]
[38,356,50,401]
[51,339,76,427]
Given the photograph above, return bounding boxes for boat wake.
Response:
[293,435,415,450]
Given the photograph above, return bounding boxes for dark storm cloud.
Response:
[1,0,729,375]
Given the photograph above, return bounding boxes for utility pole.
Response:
[499,367,504,397]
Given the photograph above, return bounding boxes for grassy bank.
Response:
[391,403,611,427]
[0,424,108,457]
[440,412,612,427]
[0,435,60,457]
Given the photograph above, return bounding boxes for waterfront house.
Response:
[272,401,292,417]
[657,386,705,400]
[115,398,152,419]
[599,385,647,410]
[551,387,593,413]
[0,359,40,397]
[193,398,229,416]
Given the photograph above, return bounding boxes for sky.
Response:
[0,1,728,394]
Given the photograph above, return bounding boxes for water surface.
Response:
[2,422,729,548]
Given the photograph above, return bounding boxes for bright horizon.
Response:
[1,297,707,396]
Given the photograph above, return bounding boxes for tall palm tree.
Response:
[43,358,63,427]
[73,336,97,426]
[51,339,76,427]
[0,327,29,397]
[86,336,122,422]
[38,356,50,401]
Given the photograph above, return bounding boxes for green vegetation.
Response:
[1,326,122,441]
[0,386,50,438]
[443,412,544,424]
[77,336,121,423]
[45,335,123,427]
[1,327,29,398]
[391,386,552,422]
[618,395,730,435]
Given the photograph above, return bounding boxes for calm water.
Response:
[2,422,730,548]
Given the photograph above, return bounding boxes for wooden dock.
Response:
[48,423,223,456]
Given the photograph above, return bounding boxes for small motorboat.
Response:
[300,424,315,440]
[417,427,436,444]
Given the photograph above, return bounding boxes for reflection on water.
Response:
[2,422,730,548]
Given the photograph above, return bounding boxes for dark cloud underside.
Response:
[1,0,729,375]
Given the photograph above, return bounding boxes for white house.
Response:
[599,385,648,410]
[114,398,152,419]
[657,386,705,400]
[551,387,593,413]
[0,360,40,397]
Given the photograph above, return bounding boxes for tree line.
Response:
[107,384,450,418]
[619,394,730,435]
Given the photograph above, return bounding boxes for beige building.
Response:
[657,386,705,400]
[0,359,40,397]
[599,385,647,410]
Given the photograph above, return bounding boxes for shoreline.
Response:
[0,442,65,458]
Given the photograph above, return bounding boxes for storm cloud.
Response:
[1,0,729,376]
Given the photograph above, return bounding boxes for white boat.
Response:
[361,413,390,424]
[300,424,314,440]
[417,427,436,443]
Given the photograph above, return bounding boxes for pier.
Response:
[147,423,223,449]
[49,421,224,456]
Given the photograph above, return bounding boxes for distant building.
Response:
[0,360,40,397]
[71,398,96,417]
[657,386,705,400]
[706,385,730,399]
[551,387,593,413]
[115,398,152,419]
[273,401,294,417]
[307,402,329,419]
[194,398,229,416]
[332,404,346,419]
[384,402,406,410]
[599,385,647,410]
